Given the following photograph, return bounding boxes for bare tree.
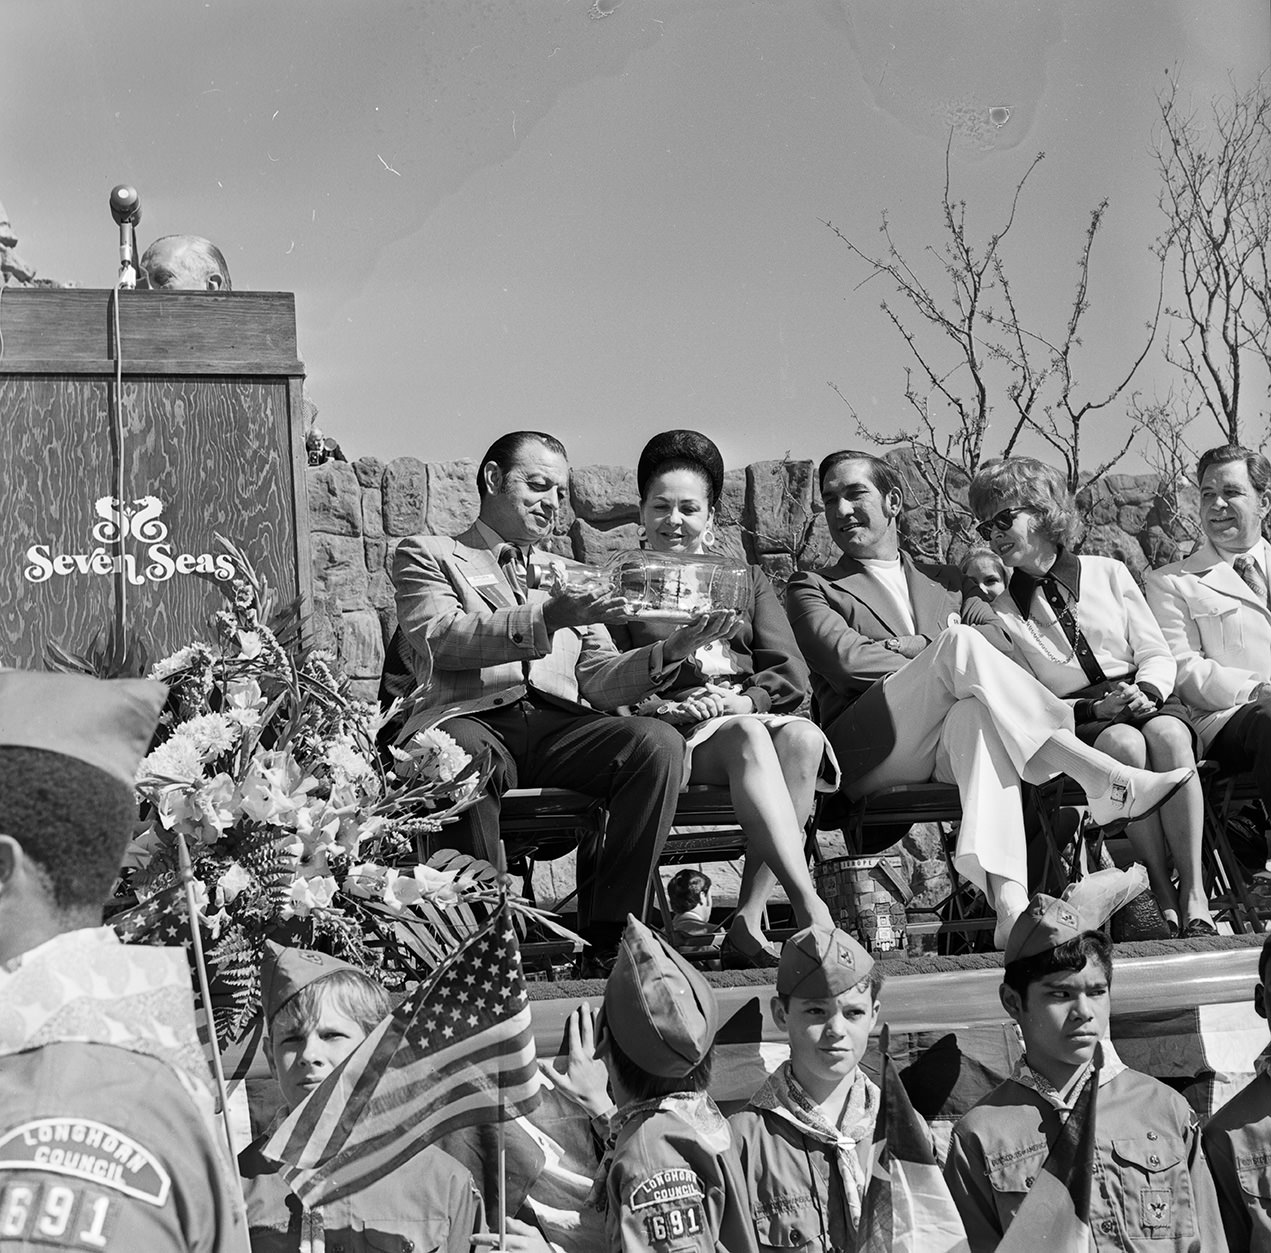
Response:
[1154,74,1271,448]
[827,144,1158,558]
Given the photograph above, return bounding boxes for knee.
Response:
[1096,725,1147,768]
[621,715,686,766]
[1143,718,1194,765]
[714,717,774,766]
[774,720,824,769]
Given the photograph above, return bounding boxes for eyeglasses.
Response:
[975,507,1032,541]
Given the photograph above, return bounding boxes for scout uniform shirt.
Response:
[600,1091,758,1253]
[944,1043,1227,1252]
[730,1062,879,1253]
[1203,1042,1271,1253]
[0,928,247,1253]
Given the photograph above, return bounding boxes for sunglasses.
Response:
[975,507,1032,541]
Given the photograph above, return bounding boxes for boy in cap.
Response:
[944,893,1226,1251]
[238,942,485,1251]
[729,925,890,1250]
[592,914,758,1252]
[0,670,247,1253]
[1202,931,1271,1251]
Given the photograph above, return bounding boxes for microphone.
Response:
[109,185,142,288]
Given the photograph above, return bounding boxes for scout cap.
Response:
[0,670,166,787]
[601,915,718,1078]
[777,925,874,998]
[1005,893,1089,964]
[262,941,361,1023]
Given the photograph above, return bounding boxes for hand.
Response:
[542,587,632,632]
[1118,682,1155,717]
[680,684,753,720]
[1094,684,1134,719]
[549,1003,613,1120]
[882,634,928,659]
[661,610,741,664]
[472,1217,555,1252]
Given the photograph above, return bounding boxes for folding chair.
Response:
[1199,764,1269,934]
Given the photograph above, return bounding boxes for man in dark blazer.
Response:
[786,450,1193,947]
[383,430,733,965]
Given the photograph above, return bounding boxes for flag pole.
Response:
[496,839,509,1250]
[176,830,236,1159]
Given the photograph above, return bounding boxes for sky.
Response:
[4,0,1269,476]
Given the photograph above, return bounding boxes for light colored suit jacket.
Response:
[786,552,1007,783]
[391,525,663,715]
[1144,537,1271,746]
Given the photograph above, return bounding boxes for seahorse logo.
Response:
[90,496,168,545]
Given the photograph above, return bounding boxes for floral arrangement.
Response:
[114,541,563,1045]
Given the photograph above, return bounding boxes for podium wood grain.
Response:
[0,289,310,670]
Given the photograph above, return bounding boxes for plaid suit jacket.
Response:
[390,525,663,715]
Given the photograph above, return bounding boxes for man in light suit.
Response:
[787,450,1193,947]
[384,431,732,966]
[1146,444,1271,816]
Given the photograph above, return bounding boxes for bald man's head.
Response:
[142,235,232,291]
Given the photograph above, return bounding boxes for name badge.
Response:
[469,573,501,587]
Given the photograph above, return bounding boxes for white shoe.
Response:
[1086,765,1195,830]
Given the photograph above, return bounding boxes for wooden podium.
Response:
[0,288,311,670]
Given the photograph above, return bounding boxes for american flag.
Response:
[859,1026,968,1252]
[107,882,214,1049]
[262,898,542,1209]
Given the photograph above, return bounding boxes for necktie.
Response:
[1039,575,1106,685]
[497,544,527,603]
[1234,554,1270,606]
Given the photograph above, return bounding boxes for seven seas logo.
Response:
[24,496,235,586]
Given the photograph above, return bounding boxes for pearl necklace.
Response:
[1021,601,1076,665]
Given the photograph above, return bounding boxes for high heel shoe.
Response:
[720,934,781,970]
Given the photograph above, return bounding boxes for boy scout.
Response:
[238,943,485,1251]
[729,926,884,1250]
[0,670,247,1253]
[944,894,1227,1251]
[1203,931,1271,1251]
[592,914,758,1252]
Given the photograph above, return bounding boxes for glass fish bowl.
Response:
[533,549,749,621]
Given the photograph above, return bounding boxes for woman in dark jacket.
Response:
[611,430,838,967]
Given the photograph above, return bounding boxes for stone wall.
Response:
[306,452,1203,702]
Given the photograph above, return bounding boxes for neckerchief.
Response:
[748,1061,879,1231]
[1253,1042,1271,1079]
[1009,1039,1125,1114]
[0,927,211,1096]
[587,1091,730,1215]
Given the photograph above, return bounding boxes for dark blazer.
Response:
[785,553,1007,784]
[609,564,809,714]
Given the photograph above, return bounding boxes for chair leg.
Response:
[1203,779,1266,934]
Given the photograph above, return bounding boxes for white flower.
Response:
[283,874,338,918]
[181,712,240,760]
[138,737,206,786]
[149,644,212,683]
[237,749,317,825]
[343,862,389,900]
[236,631,263,660]
[392,727,470,787]
[217,861,252,906]
[324,736,374,785]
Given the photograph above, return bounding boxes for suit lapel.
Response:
[453,528,520,612]
[1188,538,1271,616]
[828,559,902,635]
[904,555,957,636]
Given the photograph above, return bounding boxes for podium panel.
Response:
[0,289,310,670]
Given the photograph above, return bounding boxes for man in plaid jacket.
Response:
[385,430,734,970]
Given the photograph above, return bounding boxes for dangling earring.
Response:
[637,524,647,543]
[702,526,716,549]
